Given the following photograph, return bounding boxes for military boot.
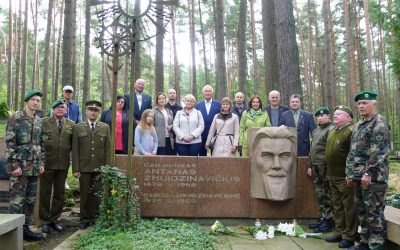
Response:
[313,219,333,233]
[308,218,323,229]
[23,225,44,241]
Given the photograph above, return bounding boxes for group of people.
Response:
[5,85,110,241]
[5,76,390,250]
[308,91,390,250]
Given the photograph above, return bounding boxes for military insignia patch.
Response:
[375,134,383,142]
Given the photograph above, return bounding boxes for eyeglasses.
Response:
[64,90,73,94]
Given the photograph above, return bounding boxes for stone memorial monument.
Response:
[248,127,297,201]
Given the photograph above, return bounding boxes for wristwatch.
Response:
[364,172,369,176]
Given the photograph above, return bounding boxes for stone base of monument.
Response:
[385,206,400,246]
[115,155,319,218]
[0,214,24,250]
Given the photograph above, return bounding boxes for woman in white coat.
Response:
[205,97,239,156]
[173,94,204,156]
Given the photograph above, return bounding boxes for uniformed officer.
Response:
[40,99,75,234]
[325,106,358,248]
[72,100,110,229]
[6,89,45,241]
[346,91,390,250]
[308,107,334,233]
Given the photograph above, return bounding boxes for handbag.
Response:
[208,120,226,151]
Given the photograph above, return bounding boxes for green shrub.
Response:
[0,102,9,119]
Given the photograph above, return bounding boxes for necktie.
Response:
[58,120,62,134]
[91,122,95,131]
[294,112,299,127]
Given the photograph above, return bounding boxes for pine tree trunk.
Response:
[71,0,77,91]
[54,0,64,100]
[155,2,165,94]
[20,0,28,102]
[214,0,227,99]
[62,0,73,89]
[197,0,209,86]
[353,0,364,90]
[262,0,279,92]
[343,0,356,107]
[51,4,57,100]
[13,0,22,110]
[7,0,13,106]
[249,0,259,96]
[364,0,374,90]
[42,0,54,113]
[171,7,181,102]
[31,0,38,90]
[188,0,197,98]
[237,0,248,98]
[274,0,302,104]
[82,0,91,120]
[322,0,335,112]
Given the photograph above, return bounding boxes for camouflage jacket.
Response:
[346,113,390,182]
[5,109,45,176]
[309,122,334,165]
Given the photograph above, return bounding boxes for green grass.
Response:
[74,219,216,250]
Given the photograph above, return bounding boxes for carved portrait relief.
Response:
[248,127,297,201]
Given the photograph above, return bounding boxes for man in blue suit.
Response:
[279,94,316,157]
[124,78,153,125]
[265,90,289,127]
[195,85,221,156]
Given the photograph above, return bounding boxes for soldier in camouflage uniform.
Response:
[308,107,334,233]
[6,90,45,241]
[346,91,390,250]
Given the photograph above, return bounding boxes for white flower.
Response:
[254,230,268,240]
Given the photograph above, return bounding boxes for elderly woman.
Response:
[153,92,174,155]
[238,95,271,156]
[100,95,130,154]
[173,94,204,156]
[206,97,239,156]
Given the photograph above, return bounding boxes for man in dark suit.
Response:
[195,85,221,156]
[72,100,110,229]
[265,90,289,127]
[279,94,316,157]
[232,91,247,121]
[124,78,153,124]
[40,99,75,234]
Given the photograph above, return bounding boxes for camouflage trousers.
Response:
[311,164,333,220]
[9,175,38,226]
[354,181,387,250]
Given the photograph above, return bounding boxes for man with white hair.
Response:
[195,85,221,156]
[265,90,289,127]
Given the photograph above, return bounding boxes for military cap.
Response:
[334,105,353,118]
[85,100,102,110]
[314,107,330,116]
[354,91,378,102]
[63,85,74,92]
[24,89,42,102]
[51,98,65,109]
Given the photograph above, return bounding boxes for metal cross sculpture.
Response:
[91,0,178,171]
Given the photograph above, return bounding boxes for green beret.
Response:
[51,98,65,109]
[24,90,42,102]
[354,91,378,102]
[314,107,330,116]
[85,100,102,110]
[334,105,353,118]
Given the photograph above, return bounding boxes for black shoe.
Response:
[23,226,44,241]
[41,224,51,234]
[339,239,354,248]
[308,219,323,229]
[325,235,342,243]
[314,220,333,233]
[79,222,89,229]
[347,244,370,250]
[50,222,64,232]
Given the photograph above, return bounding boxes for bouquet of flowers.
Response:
[210,220,238,236]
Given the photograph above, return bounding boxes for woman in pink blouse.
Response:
[100,96,131,154]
